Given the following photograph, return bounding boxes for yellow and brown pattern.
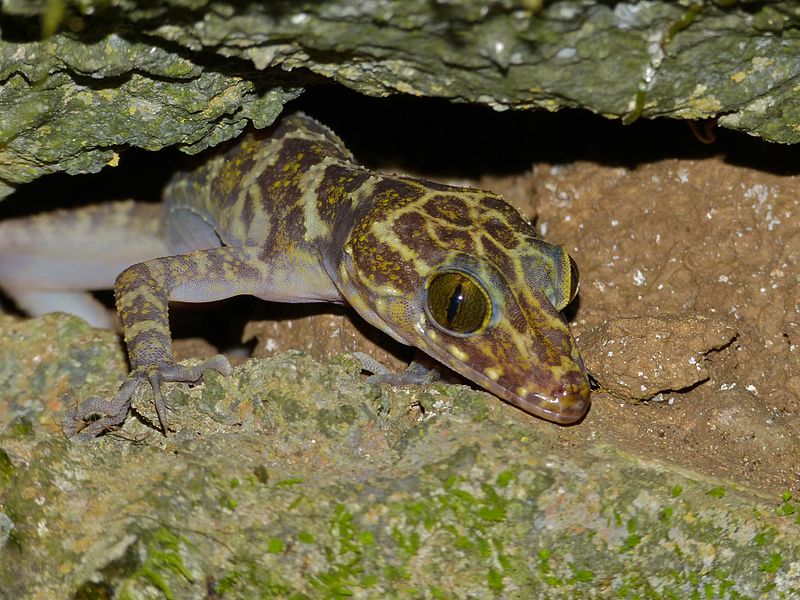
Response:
[0,112,590,439]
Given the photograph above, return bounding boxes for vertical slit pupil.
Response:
[446,283,464,325]
[426,270,490,334]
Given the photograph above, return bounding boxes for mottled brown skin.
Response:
[0,113,590,439]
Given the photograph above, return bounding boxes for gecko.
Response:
[0,112,591,439]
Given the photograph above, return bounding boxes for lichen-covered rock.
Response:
[2,0,800,197]
[0,314,799,597]
[0,27,300,197]
[0,313,125,434]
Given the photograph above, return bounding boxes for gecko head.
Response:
[339,182,591,424]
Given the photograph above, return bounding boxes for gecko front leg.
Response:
[62,245,268,440]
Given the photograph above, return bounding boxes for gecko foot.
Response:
[353,351,440,386]
[63,354,232,441]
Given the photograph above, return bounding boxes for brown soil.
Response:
[523,157,799,495]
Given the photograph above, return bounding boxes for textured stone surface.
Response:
[2,20,800,591]
[2,1,800,197]
[0,314,799,597]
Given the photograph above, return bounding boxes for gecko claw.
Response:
[63,354,232,440]
[62,374,144,440]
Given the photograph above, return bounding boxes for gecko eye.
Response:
[568,255,580,304]
[426,271,491,335]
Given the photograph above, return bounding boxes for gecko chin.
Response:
[499,383,590,425]
[469,368,590,424]
[422,342,591,425]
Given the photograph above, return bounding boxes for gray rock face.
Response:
[2,1,799,197]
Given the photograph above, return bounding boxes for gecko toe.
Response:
[62,356,234,440]
[159,354,232,383]
[63,395,131,440]
[62,374,144,440]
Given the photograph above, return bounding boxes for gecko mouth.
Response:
[421,340,591,425]
[478,369,590,424]
[499,382,590,425]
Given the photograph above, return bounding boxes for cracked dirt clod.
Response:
[580,315,737,401]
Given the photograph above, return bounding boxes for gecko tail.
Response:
[0,200,169,327]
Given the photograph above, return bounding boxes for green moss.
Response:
[487,566,503,591]
[119,528,194,600]
[760,552,782,574]
[495,470,514,488]
[777,491,800,524]
[298,531,315,544]
[0,448,14,488]
[567,564,594,583]
[753,526,776,547]
[621,517,642,552]
[274,477,305,488]
[537,548,563,587]
[389,472,517,589]
[266,538,285,554]
[308,503,380,596]
[391,524,421,557]
[213,565,299,598]
[220,493,238,511]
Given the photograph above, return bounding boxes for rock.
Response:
[3,1,800,196]
[0,317,798,597]
[581,315,736,401]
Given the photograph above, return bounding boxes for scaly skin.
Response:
[0,113,590,439]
